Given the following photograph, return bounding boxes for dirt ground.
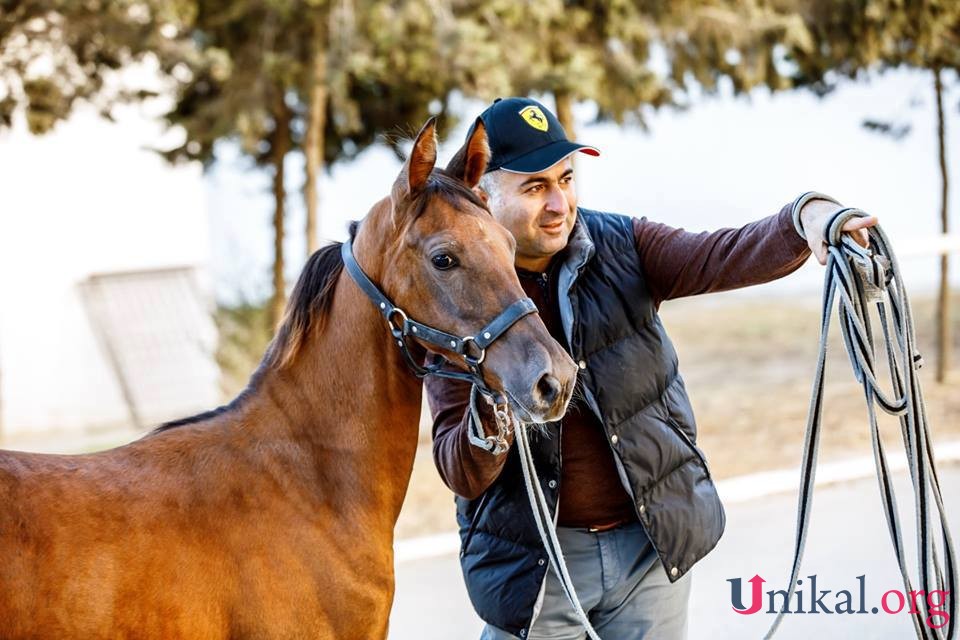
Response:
[395,293,960,539]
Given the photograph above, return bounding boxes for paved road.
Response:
[390,464,959,639]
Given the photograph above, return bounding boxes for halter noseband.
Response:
[340,238,537,402]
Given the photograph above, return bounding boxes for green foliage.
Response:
[156,0,478,169]
[656,1,813,97]
[782,0,960,90]
[0,0,196,133]
[155,0,298,167]
[444,1,814,129]
[446,0,670,127]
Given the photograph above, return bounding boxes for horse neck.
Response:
[246,269,424,531]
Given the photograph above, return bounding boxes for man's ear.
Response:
[393,117,438,203]
[472,185,489,204]
[445,118,489,188]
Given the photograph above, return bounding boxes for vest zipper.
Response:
[576,369,644,518]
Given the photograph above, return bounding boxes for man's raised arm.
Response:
[633,201,811,308]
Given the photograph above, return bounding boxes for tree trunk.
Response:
[554,90,577,173]
[934,67,950,383]
[304,13,328,258]
[554,90,576,142]
[270,93,292,330]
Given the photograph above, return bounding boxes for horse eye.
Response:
[430,253,458,270]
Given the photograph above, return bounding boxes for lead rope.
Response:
[516,424,604,640]
[468,389,603,639]
[764,203,957,639]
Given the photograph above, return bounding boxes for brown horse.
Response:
[0,119,577,639]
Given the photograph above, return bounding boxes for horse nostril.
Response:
[535,373,562,406]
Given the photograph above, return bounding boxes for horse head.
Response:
[351,117,577,423]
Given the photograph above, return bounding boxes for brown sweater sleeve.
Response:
[633,203,811,307]
[426,373,513,500]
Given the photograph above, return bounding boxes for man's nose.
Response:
[544,184,568,214]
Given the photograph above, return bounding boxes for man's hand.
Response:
[799,199,878,265]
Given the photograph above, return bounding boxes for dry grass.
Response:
[395,293,960,539]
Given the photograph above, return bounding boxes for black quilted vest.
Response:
[456,209,726,637]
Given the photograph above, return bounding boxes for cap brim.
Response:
[499,140,600,174]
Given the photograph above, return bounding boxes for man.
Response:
[426,97,876,640]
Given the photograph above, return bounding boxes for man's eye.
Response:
[431,253,458,270]
[527,185,544,194]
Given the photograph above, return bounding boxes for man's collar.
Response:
[562,209,595,275]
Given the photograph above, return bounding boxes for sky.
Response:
[203,66,959,304]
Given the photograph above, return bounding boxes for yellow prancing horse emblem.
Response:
[519,106,549,132]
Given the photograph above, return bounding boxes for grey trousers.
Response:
[480,522,691,640]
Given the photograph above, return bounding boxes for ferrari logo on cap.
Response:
[519,106,549,132]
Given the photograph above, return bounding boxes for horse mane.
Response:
[153,170,486,434]
[265,229,355,371]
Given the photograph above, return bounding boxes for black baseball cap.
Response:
[475,97,600,174]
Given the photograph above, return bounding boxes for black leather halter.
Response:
[340,238,537,400]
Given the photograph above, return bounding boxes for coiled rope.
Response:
[765,194,957,639]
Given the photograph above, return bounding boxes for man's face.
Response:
[483,158,578,272]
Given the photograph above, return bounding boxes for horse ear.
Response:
[394,117,438,201]
[445,118,489,188]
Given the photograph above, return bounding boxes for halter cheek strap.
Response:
[340,238,537,399]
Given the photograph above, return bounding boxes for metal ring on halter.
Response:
[385,307,408,335]
[488,437,508,454]
[461,336,486,366]
[341,237,537,396]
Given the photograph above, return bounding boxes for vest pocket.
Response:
[460,491,491,557]
[663,374,699,443]
[664,415,711,479]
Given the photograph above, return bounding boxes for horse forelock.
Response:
[408,169,489,220]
